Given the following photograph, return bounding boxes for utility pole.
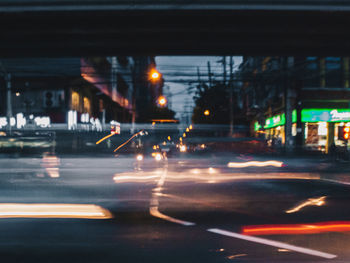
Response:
[131,58,137,134]
[284,57,293,153]
[295,57,304,153]
[207,61,212,88]
[229,56,234,136]
[6,73,12,134]
[223,56,226,85]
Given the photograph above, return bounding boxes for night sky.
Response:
[156,56,242,122]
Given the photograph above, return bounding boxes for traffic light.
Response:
[338,126,350,141]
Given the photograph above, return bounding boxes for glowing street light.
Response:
[204,110,210,116]
[150,69,160,81]
[152,72,159,79]
[157,95,167,107]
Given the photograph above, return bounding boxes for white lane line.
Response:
[149,163,195,226]
[207,228,337,259]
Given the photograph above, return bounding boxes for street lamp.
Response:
[204,110,210,116]
[150,69,160,81]
[157,95,167,107]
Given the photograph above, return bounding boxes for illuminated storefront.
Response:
[254,109,350,150]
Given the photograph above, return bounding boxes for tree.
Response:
[149,105,176,120]
[192,82,230,124]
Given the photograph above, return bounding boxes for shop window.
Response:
[292,123,297,136]
[305,123,319,145]
[83,97,91,114]
[335,122,350,146]
[71,91,80,111]
[318,122,327,136]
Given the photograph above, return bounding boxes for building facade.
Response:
[0,56,161,130]
[238,56,350,152]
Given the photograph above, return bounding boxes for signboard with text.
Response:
[254,109,350,131]
[301,109,350,122]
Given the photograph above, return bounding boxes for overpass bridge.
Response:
[1,0,350,56]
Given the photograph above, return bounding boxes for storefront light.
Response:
[16,113,26,129]
[0,117,7,128]
[10,117,16,127]
[34,117,50,128]
[292,123,297,136]
[318,122,327,136]
[255,109,350,132]
[304,124,308,139]
[68,110,77,130]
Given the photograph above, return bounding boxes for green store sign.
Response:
[254,109,350,131]
[254,110,296,131]
[301,109,350,122]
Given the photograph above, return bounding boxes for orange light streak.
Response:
[242,221,350,235]
[96,133,115,145]
[113,130,144,152]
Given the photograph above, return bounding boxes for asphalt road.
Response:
[0,155,349,262]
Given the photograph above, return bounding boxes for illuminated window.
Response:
[83,97,91,114]
[99,99,104,112]
[292,123,297,136]
[318,122,327,136]
[71,91,80,111]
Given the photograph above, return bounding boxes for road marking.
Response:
[207,228,337,259]
[149,163,195,226]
